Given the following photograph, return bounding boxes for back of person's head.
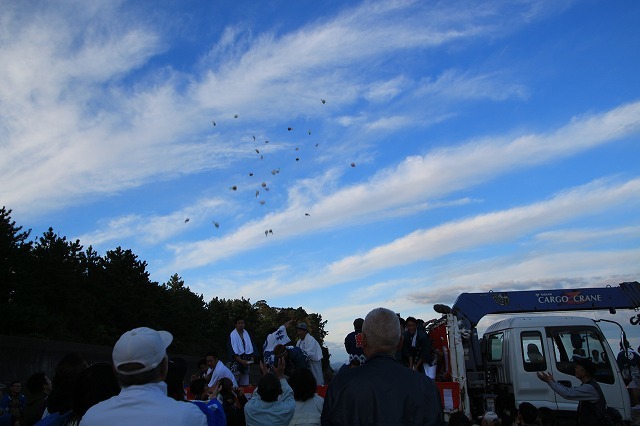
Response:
[362,308,401,355]
[447,411,471,426]
[26,372,49,394]
[537,406,555,426]
[219,377,234,395]
[112,327,173,387]
[256,373,282,402]
[48,352,88,414]
[273,344,287,358]
[518,402,538,424]
[165,358,188,401]
[189,378,207,399]
[353,318,364,333]
[288,368,316,402]
[206,349,219,360]
[72,363,119,417]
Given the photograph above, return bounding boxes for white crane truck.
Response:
[426,281,640,423]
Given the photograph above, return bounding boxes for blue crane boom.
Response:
[451,281,640,328]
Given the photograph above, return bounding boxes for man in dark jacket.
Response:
[321,307,444,425]
[402,316,434,377]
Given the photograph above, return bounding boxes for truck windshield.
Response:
[548,326,614,384]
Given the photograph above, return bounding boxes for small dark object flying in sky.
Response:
[213,221,220,228]
[321,99,326,104]
[252,135,256,141]
[295,157,300,161]
[184,218,190,223]
[255,149,260,154]
[305,213,310,216]
[255,190,259,197]
[288,127,293,131]
[351,162,356,167]
[261,182,267,187]
[212,120,216,126]
[259,200,266,205]
[234,114,239,118]
[249,172,254,176]
[230,185,238,191]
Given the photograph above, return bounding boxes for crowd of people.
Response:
[2,310,637,425]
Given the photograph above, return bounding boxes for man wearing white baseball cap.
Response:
[80,327,207,426]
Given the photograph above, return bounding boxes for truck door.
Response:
[546,326,625,415]
[516,330,558,411]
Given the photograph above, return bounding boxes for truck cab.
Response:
[482,316,630,422]
[431,282,640,422]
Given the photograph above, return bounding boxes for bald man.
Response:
[321,307,443,425]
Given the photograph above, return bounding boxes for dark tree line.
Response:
[0,207,328,360]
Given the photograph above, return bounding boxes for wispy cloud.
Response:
[0,0,567,217]
[535,226,640,245]
[327,178,640,281]
[188,176,640,304]
[76,197,229,246]
[166,102,640,271]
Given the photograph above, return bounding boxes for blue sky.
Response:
[1,0,639,363]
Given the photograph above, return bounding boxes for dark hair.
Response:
[198,358,207,368]
[288,368,316,402]
[190,378,207,399]
[219,377,234,394]
[165,358,188,401]
[518,402,538,424]
[448,411,471,426]
[405,316,417,325]
[117,361,166,387]
[537,407,555,426]
[353,318,364,332]
[235,316,244,324]
[72,363,119,417]
[206,350,219,359]
[26,372,48,394]
[256,373,281,402]
[48,353,88,414]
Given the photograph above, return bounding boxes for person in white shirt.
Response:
[295,323,324,386]
[80,327,207,426]
[205,349,238,389]
[230,316,255,386]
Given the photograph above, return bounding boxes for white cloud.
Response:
[0,0,566,217]
[535,226,640,244]
[165,102,640,272]
[327,178,640,280]
[76,197,229,247]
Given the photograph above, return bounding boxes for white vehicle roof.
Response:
[483,315,598,335]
